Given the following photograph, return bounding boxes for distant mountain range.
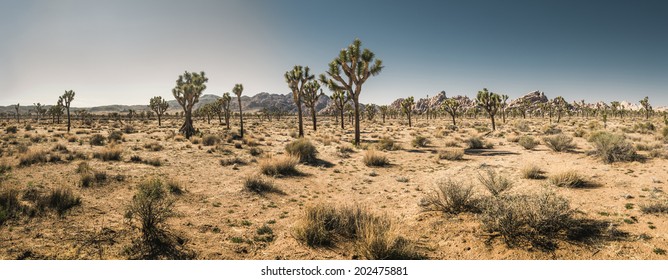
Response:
[0,91,665,115]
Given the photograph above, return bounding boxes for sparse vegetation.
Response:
[549,170,588,188]
[285,138,317,163]
[587,131,638,163]
[363,149,390,167]
[521,165,545,179]
[543,134,576,152]
[411,135,430,148]
[438,148,464,161]
[243,176,284,195]
[478,169,513,197]
[518,136,539,150]
[421,179,477,214]
[259,156,300,176]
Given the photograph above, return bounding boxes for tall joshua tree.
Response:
[172,71,208,139]
[442,98,463,127]
[476,88,501,131]
[149,96,169,127]
[233,84,244,138]
[285,65,314,137]
[302,80,322,131]
[553,96,567,123]
[14,103,19,123]
[34,103,46,124]
[379,105,388,123]
[401,96,415,127]
[501,94,509,123]
[320,38,383,146]
[59,90,75,133]
[330,89,349,129]
[640,96,651,120]
[221,92,232,129]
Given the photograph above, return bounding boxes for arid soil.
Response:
[1,115,667,260]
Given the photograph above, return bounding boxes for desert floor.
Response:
[1,115,667,260]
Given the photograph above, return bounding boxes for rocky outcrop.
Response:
[507,90,548,109]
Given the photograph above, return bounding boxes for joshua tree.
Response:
[501,94,508,123]
[610,101,620,118]
[285,65,314,137]
[365,104,377,121]
[33,103,46,124]
[14,103,20,123]
[319,38,383,146]
[149,96,169,127]
[330,89,349,129]
[59,90,75,133]
[221,92,232,129]
[302,80,322,131]
[553,96,567,123]
[232,84,244,138]
[401,96,415,127]
[172,71,208,139]
[476,88,501,131]
[640,96,651,120]
[442,98,463,127]
[75,109,87,125]
[379,105,388,123]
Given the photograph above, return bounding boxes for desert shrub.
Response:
[542,125,562,135]
[411,135,430,148]
[543,134,576,152]
[220,157,247,166]
[337,145,355,158]
[5,126,18,134]
[377,137,401,151]
[93,145,122,161]
[123,125,136,134]
[243,176,284,195]
[143,158,162,167]
[68,136,78,143]
[515,121,530,132]
[0,189,24,224]
[285,138,317,163]
[166,179,183,195]
[248,147,263,156]
[478,169,513,196]
[52,143,69,153]
[521,165,545,179]
[130,155,143,162]
[202,134,220,146]
[480,191,574,248]
[518,136,539,150]
[293,204,422,259]
[587,131,637,163]
[549,170,588,188]
[421,179,477,214]
[79,170,108,188]
[438,148,464,161]
[633,122,655,134]
[640,201,668,214]
[573,129,586,138]
[90,134,106,146]
[75,162,92,173]
[259,156,300,176]
[443,140,460,147]
[143,142,163,151]
[125,178,193,259]
[18,150,48,167]
[661,127,668,139]
[0,162,11,182]
[37,188,81,215]
[363,149,390,167]
[108,131,123,142]
[466,136,485,149]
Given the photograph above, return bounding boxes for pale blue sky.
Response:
[1,0,666,107]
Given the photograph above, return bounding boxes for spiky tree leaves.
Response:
[379,105,388,123]
[33,103,46,124]
[232,84,244,138]
[442,98,463,127]
[553,96,567,123]
[476,88,501,131]
[320,39,383,146]
[59,90,75,133]
[285,65,314,137]
[401,96,415,127]
[149,96,169,127]
[330,90,350,129]
[302,80,322,131]
[640,96,651,120]
[221,92,232,129]
[172,71,208,139]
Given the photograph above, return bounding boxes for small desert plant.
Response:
[421,179,477,214]
[478,169,513,196]
[18,150,48,167]
[0,189,24,224]
[5,126,18,134]
[249,147,263,156]
[543,134,576,152]
[466,136,485,149]
[587,131,637,163]
[93,145,122,161]
[549,170,588,188]
[143,142,164,151]
[90,134,106,146]
[640,201,668,214]
[243,176,284,195]
[363,149,390,167]
[518,136,539,150]
[259,156,300,176]
[220,157,247,166]
[37,188,81,215]
[377,137,400,151]
[108,131,123,142]
[411,135,430,148]
[438,148,464,161]
[202,134,220,146]
[285,138,317,163]
[520,165,545,179]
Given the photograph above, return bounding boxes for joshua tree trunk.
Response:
[297,101,304,137]
[180,110,195,138]
[354,100,360,144]
[238,96,244,138]
[491,115,496,131]
[311,107,317,131]
[451,114,456,127]
[340,108,345,130]
[66,107,71,133]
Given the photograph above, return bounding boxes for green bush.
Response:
[285,138,318,163]
[518,136,539,150]
[587,131,637,163]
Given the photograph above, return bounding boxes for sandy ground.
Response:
[0,114,667,260]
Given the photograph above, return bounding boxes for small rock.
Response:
[624,194,634,199]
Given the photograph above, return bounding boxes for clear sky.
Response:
[1,0,666,107]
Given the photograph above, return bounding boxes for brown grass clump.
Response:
[478,169,513,197]
[411,135,430,148]
[93,145,123,161]
[421,179,478,214]
[36,188,81,216]
[438,148,464,161]
[549,170,588,188]
[202,134,220,146]
[520,165,545,179]
[243,176,284,195]
[640,201,668,214]
[285,138,317,163]
[259,156,300,176]
[19,150,48,167]
[377,137,401,151]
[518,136,539,150]
[543,134,576,152]
[363,149,390,167]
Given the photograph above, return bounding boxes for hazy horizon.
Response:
[1,0,666,107]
